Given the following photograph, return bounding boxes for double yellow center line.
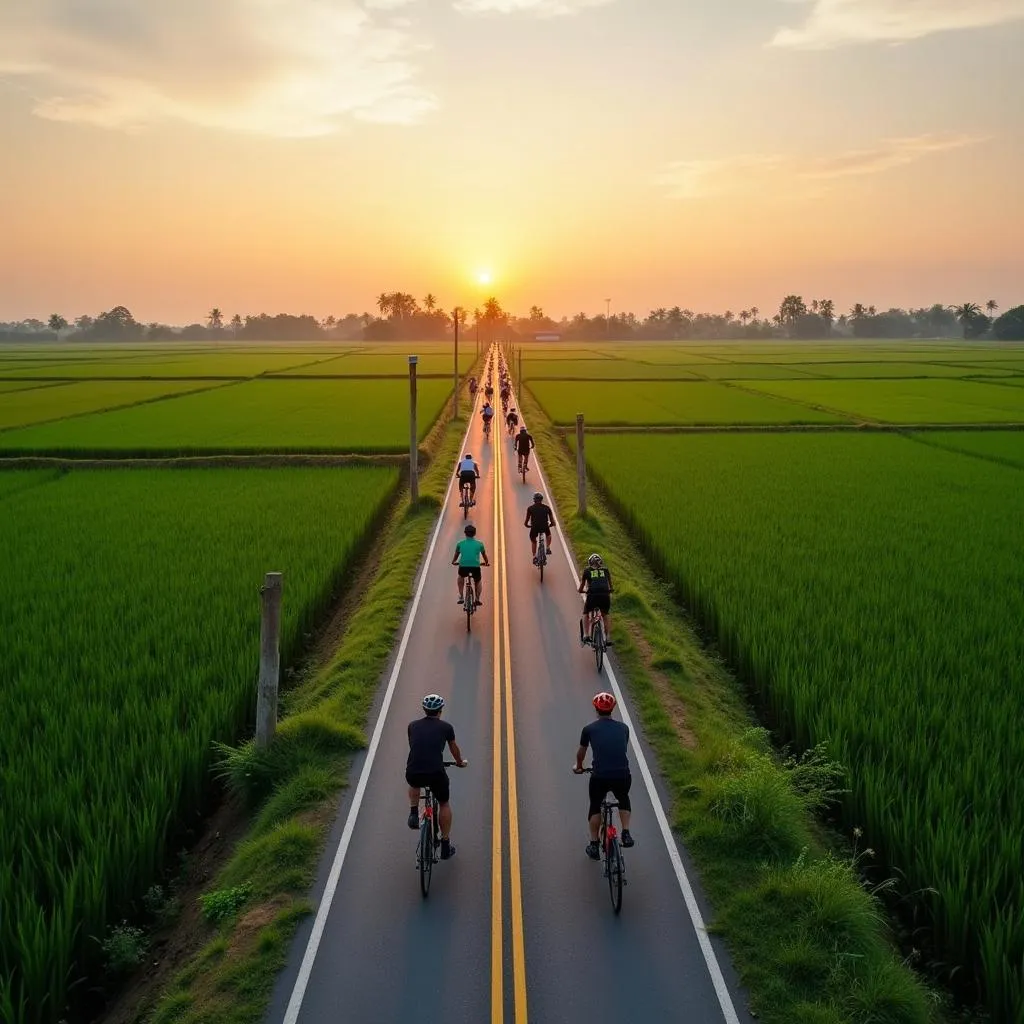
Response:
[491,378,529,1024]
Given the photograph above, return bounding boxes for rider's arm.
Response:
[606,569,614,593]
[480,546,490,567]
[574,745,588,772]
[530,437,536,450]
[448,738,466,766]
[523,511,531,527]
[577,577,587,594]
[451,542,460,567]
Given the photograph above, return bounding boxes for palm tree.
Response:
[48,313,68,340]
[207,308,223,330]
[953,302,982,323]
[778,295,807,324]
[986,299,999,316]
[738,310,750,326]
[376,293,392,319]
[423,293,437,313]
[749,306,759,322]
[850,303,867,320]
[230,313,243,336]
[818,299,835,323]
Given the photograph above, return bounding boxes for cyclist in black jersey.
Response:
[578,553,613,645]
[573,691,634,857]
[524,492,555,564]
[514,425,534,474]
[505,407,519,435]
[406,694,467,860]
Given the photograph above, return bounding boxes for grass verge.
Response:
[114,406,472,1024]
[519,384,946,1024]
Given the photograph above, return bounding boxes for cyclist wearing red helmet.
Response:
[573,691,634,858]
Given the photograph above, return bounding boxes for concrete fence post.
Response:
[576,414,587,517]
[255,572,283,748]
[409,355,419,504]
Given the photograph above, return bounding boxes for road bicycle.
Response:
[460,480,474,520]
[462,573,477,632]
[483,418,492,442]
[533,533,547,583]
[580,605,608,672]
[415,761,460,898]
[577,768,626,913]
[518,450,529,484]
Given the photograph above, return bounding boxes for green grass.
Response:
[785,362,1018,379]
[0,378,452,454]
[276,351,477,375]
[0,466,399,1024]
[0,380,221,430]
[527,379,845,425]
[0,355,328,377]
[746,378,1024,422]
[523,359,702,379]
[581,431,1024,1021]
[910,430,1024,469]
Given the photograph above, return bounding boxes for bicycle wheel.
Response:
[593,618,605,672]
[419,813,433,897]
[465,579,474,633]
[606,836,623,913]
[462,487,469,520]
[538,539,545,583]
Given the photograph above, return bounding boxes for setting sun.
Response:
[476,270,493,286]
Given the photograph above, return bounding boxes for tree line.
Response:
[4,293,1023,343]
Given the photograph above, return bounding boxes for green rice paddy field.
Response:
[539,339,1024,1020]
[0,467,400,1023]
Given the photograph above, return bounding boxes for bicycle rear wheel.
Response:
[593,618,604,672]
[538,538,545,583]
[606,836,623,913]
[419,814,433,897]
[462,487,469,520]
[465,579,475,633]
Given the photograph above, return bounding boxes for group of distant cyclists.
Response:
[412,355,624,859]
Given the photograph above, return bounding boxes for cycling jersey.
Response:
[455,537,485,568]
[525,503,554,531]
[580,717,630,779]
[482,407,495,420]
[514,432,534,455]
[457,457,477,475]
[407,716,456,774]
[581,565,612,593]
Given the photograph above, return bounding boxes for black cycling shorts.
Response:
[458,567,482,581]
[529,526,552,541]
[459,471,476,488]
[584,592,611,614]
[588,775,631,819]
[406,769,450,805]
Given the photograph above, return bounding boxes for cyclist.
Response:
[456,452,480,506]
[468,376,478,397]
[505,407,519,435]
[572,692,634,857]
[452,523,490,606]
[514,425,534,474]
[578,553,613,646]
[500,384,510,409]
[481,401,495,437]
[407,693,467,861]
[484,382,494,402]
[524,491,555,565]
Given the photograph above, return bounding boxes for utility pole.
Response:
[409,355,418,503]
[452,308,459,420]
[605,298,611,337]
[255,572,283,748]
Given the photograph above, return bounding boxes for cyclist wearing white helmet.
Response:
[455,452,480,505]
[523,491,555,565]
[578,553,613,645]
[513,424,535,474]
[406,693,467,860]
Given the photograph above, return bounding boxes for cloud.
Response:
[771,0,1024,49]
[657,134,985,199]
[0,0,437,136]
[453,0,613,16]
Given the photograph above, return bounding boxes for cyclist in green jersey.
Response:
[452,523,490,607]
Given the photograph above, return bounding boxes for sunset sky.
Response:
[2,0,1022,324]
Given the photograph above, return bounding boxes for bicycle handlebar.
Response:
[443,760,468,767]
[573,766,593,774]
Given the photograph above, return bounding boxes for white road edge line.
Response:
[524,401,742,1024]
[282,392,478,1024]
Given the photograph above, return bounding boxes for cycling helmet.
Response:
[588,553,603,568]
[422,693,445,712]
[464,523,477,536]
[533,492,544,501]
[464,453,473,460]
[519,425,527,432]
[593,692,616,713]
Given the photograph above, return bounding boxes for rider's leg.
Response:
[530,535,538,556]
[457,574,465,601]
[475,571,483,602]
[588,812,601,842]
[438,801,453,839]
[408,786,421,807]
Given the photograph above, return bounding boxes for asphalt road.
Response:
[266,352,754,1024]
